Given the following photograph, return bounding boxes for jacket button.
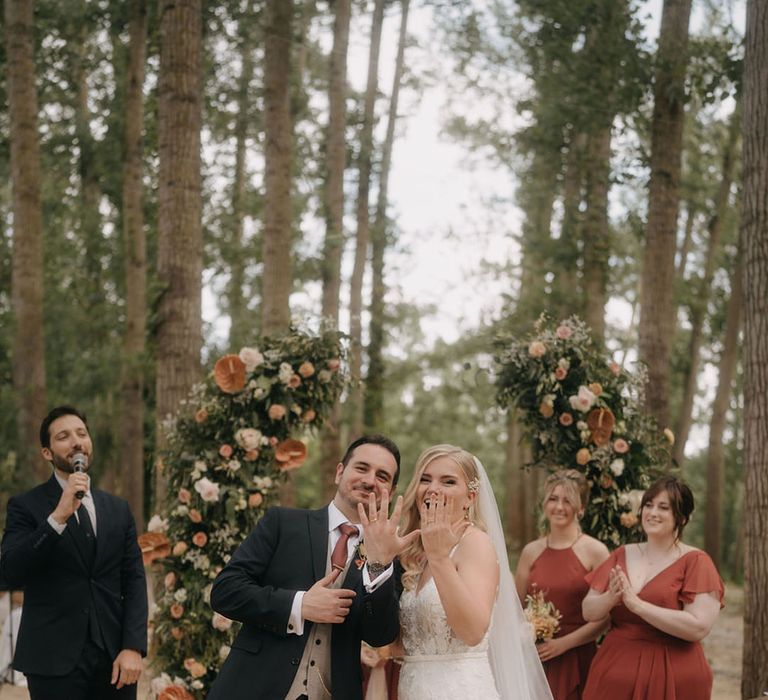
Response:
[291,657,299,665]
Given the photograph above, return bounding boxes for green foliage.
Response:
[148,329,345,698]
[495,315,672,546]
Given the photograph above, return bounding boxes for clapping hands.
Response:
[608,566,643,614]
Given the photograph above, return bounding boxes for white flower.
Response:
[239,346,264,372]
[194,459,207,472]
[174,588,188,603]
[278,362,293,384]
[175,505,189,516]
[235,428,262,451]
[538,432,550,445]
[569,385,598,412]
[577,421,588,431]
[194,477,220,502]
[191,680,204,690]
[610,459,625,476]
[147,515,168,533]
[219,644,231,661]
[203,584,213,604]
[253,387,266,399]
[212,612,233,631]
[291,403,302,416]
[150,672,173,695]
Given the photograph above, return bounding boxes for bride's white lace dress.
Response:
[398,576,501,700]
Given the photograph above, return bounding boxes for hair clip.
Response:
[467,477,480,494]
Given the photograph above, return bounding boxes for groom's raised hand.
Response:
[358,489,420,565]
[302,570,357,624]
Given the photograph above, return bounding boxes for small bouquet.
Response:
[524,589,562,643]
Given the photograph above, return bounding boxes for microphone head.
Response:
[72,452,87,472]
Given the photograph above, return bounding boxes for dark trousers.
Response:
[25,640,137,700]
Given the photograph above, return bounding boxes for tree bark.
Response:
[119,0,148,528]
[366,0,410,432]
[348,0,385,439]
[674,107,740,465]
[638,0,693,429]
[557,129,584,314]
[227,17,256,351]
[704,258,741,570]
[582,125,612,345]
[155,0,203,507]
[320,0,352,501]
[504,412,524,554]
[5,0,48,481]
[741,1,768,695]
[261,0,294,336]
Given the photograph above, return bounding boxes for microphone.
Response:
[72,453,87,499]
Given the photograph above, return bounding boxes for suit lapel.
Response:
[307,508,328,581]
[92,489,110,567]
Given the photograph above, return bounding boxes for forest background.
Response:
[0,0,766,697]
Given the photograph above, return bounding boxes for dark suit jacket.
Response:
[0,475,147,676]
[208,506,400,700]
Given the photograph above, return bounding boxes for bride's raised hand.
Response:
[358,489,419,565]
[419,494,469,562]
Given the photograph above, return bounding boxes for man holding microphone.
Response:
[0,405,147,699]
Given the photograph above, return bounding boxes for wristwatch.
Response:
[367,560,392,578]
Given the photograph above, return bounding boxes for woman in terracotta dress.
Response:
[582,476,724,700]
[515,470,610,700]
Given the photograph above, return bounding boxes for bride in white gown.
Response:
[360,445,553,700]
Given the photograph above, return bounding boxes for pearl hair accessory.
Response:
[467,477,480,494]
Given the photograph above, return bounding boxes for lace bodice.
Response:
[400,577,490,656]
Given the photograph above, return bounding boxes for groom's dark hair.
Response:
[341,434,401,487]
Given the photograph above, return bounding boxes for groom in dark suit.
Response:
[209,434,412,700]
[0,405,147,699]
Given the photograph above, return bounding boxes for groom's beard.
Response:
[50,452,91,474]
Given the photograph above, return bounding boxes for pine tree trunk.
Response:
[348,0,384,440]
[558,129,584,313]
[119,0,148,528]
[319,0,352,500]
[582,125,612,346]
[366,0,410,432]
[504,412,524,554]
[704,259,741,570]
[5,0,48,481]
[227,23,255,351]
[155,0,203,507]
[638,0,693,429]
[261,0,294,336]
[741,1,768,695]
[674,108,739,465]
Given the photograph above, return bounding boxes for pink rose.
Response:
[613,438,629,454]
[559,413,574,426]
[539,402,554,418]
[609,361,621,376]
[288,374,301,389]
[327,358,341,371]
[268,404,287,421]
[170,627,184,640]
[238,346,264,372]
[172,542,188,556]
[298,361,315,378]
[188,509,202,524]
[194,477,220,503]
[244,449,260,461]
[178,488,191,504]
[248,492,264,508]
[569,386,598,412]
[164,572,177,591]
[212,613,233,632]
[554,366,568,381]
[192,532,208,547]
[218,444,233,459]
[194,408,208,424]
[620,511,638,528]
[170,603,184,619]
[269,436,279,446]
[528,341,546,358]
[556,325,572,340]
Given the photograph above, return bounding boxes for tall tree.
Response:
[155,0,203,505]
[5,0,48,480]
[704,257,741,570]
[674,107,740,465]
[366,0,410,432]
[319,0,352,499]
[261,0,294,335]
[638,0,693,429]
[741,0,768,695]
[348,0,385,439]
[119,0,148,527]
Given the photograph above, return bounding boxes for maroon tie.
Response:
[331,523,359,571]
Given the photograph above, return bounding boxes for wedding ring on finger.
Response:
[370,517,379,522]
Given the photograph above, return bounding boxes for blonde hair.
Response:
[399,444,485,591]
[540,469,589,533]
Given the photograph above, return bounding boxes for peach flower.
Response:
[327,358,341,371]
[218,444,233,459]
[298,361,315,378]
[559,412,574,426]
[268,404,287,421]
[212,613,233,632]
[528,341,546,358]
[609,361,621,376]
[248,492,264,508]
[554,366,568,381]
[556,325,573,340]
[539,402,554,418]
[588,382,603,397]
[164,572,177,591]
[576,448,591,466]
[194,408,208,424]
[620,511,638,528]
[170,603,184,619]
[244,449,260,461]
[172,542,188,557]
[188,509,202,524]
[613,438,629,454]
[302,409,316,423]
[192,532,208,548]
[288,374,302,389]
[178,488,191,504]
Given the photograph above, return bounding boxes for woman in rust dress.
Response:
[582,476,724,700]
[515,471,610,700]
